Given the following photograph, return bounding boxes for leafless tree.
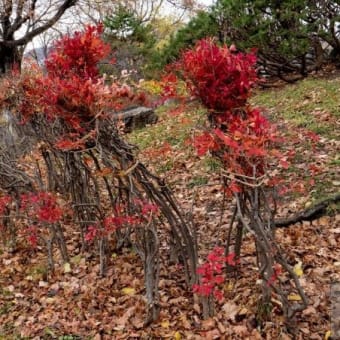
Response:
[0,0,78,73]
[71,0,197,26]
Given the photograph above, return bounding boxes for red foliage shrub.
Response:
[45,24,110,80]
[84,200,159,243]
[176,38,257,112]
[20,24,145,146]
[16,192,63,247]
[174,38,278,182]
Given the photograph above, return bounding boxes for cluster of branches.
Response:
[171,38,310,323]
[0,25,198,325]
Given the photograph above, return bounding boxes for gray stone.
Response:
[113,106,158,132]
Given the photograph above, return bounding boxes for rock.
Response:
[113,106,158,132]
[0,109,19,146]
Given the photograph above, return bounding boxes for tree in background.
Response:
[212,0,309,79]
[152,0,339,80]
[212,0,339,80]
[42,0,196,80]
[306,1,340,63]
[103,3,189,79]
[0,0,78,74]
[103,5,157,79]
[151,11,218,71]
[73,0,196,24]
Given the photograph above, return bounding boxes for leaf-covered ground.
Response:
[1,74,339,339]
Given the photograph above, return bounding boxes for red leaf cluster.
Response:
[193,247,236,301]
[16,192,63,247]
[84,225,98,243]
[176,38,257,112]
[45,24,110,80]
[267,263,282,287]
[20,192,63,224]
[0,195,11,215]
[23,225,39,248]
[20,24,146,146]
[84,200,159,243]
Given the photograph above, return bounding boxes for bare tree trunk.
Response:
[0,43,22,74]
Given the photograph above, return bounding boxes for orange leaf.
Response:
[95,167,112,177]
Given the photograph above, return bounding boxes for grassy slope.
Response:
[129,75,340,203]
[252,76,340,203]
[252,76,340,138]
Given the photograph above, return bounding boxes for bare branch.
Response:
[2,0,78,47]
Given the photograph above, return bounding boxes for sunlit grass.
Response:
[128,101,206,153]
[128,76,340,203]
[252,76,340,138]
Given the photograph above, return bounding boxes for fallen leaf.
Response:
[201,318,216,330]
[330,228,340,234]
[217,321,226,334]
[324,330,331,340]
[6,285,15,292]
[238,307,249,316]
[116,306,135,327]
[301,327,310,334]
[174,331,181,340]
[225,282,234,291]
[222,301,239,321]
[121,287,136,295]
[70,255,82,264]
[193,303,201,314]
[64,262,71,273]
[305,201,312,208]
[180,314,191,329]
[46,297,55,304]
[204,329,221,339]
[161,320,170,328]
[250,329,262,339]
[302,306,316,316]
[288,294,302,301]
[293,261,303,277]
[233,325,249,336]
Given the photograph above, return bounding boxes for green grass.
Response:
[126,75,340,206]
[187,175,209,188]
[128,102,207,152]
[25,263,49,281]
[129,77,340,156]
[203,157,223,172]
[0,302,13,316]
[329,154,340,166]
[252,76,340,138]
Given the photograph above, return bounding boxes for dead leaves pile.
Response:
[0,81,339,338]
